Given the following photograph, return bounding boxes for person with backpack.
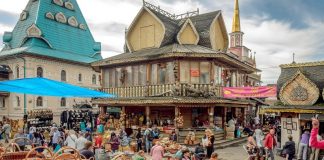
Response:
[152,125,160,139]
[2,121,11,143]
[144,124,153,153]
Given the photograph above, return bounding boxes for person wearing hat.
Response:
[282,135,295,160]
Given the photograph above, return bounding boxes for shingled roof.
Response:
[127,1,227,52]
[0,0,102,64]
[277,61,324,98]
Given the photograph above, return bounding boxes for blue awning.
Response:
[0,77,115,98]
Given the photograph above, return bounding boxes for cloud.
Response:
[0,10,18,26]
[1,0,324,85]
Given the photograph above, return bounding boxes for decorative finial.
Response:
[232,0,241,32]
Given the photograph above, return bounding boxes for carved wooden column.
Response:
[145,106,150,125]
[209,107,214,127]
[175,106,179,128]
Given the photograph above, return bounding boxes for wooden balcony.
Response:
[101,83,223,98]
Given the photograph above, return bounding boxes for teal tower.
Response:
[1,0,102,63]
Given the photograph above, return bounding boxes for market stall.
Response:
[27,109,53,131]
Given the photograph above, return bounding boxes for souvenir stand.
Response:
[60,104,96,131]
[27,109,53,131]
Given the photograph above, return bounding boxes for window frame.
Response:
[36,67,43,78]
[36,96,43,107]
[61,70,67,82]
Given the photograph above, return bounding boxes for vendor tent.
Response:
[0,77,115,98]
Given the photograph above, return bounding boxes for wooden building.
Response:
[261,61,324,150]
[92,1,259,131]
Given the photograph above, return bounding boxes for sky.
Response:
[0,0,324,84]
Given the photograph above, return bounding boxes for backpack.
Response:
[147,130,154,141]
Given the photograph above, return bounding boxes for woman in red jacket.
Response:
[264,129,276,160]
[310,118,324,148]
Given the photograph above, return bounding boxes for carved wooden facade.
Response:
[279,70,319,105]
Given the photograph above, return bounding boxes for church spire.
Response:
[232,0,241,32]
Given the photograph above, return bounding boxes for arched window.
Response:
[36,97,43,107]
[37,67,43,77]
[61,70,66,81]
[78,73,82,82]
[16,96,20,107]
[60,98,66,107]
[16,66,20,78]
[92,74,96,84]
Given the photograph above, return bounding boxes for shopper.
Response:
[144,124,153,153]
[80,141,95,159]
[52,127,61,150]
[2,121,11,143]
[264,129,276,160]
[282,135,295,160]
[150,141,164,160]
[132,150,146,160]
[136,128,143,151]
[181,149,191,160]
[170,130,177,142]
[194,143,205,160]
[109,132,120,153]
[76,132,88,151]
[298,130,310,160]
[254,125,264,148]
[310,133,323,160]
[64,130,77,150]
[310,118,324,148]
[14,129,27,151]
[209,152,218,160]
[205,129,215,158]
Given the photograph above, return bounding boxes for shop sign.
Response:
[223,86,277,98]
[190,69,200,77]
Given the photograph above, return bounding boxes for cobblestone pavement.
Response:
[215,143,282,160]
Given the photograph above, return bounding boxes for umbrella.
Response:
[0,77,115,98]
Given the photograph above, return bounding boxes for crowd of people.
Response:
[0,120,222,160]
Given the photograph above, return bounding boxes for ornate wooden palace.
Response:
[92,0,260,131]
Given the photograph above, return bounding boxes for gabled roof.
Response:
[126,1,228,52]
[1,0,102,63]
[278,62,324,95]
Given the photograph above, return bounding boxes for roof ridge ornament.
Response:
[64,1,74,10]
[45,12,55,20]
[27,24,42,37]
[143,0,198,20]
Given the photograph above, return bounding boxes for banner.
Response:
[223,86,277,98]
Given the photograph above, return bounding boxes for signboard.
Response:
[223,86,277,98]
[190,69,200,77]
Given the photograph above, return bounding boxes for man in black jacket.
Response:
[283,135,296,160]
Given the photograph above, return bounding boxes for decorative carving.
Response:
[53,0,63,6]
[27,24,42,37]
[68,16,78,27]
[79,24,87,30]
[64,1,74,10]
[20,11,28,21]
[45,12,54,20]
[184,84,203,97]
[279,70,319,105]
[291,85,308,101]
[55,12,67,23]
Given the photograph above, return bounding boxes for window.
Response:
[36,97,43,107]
[200,62,210,84]
[115,68,122,87]
[61,70,66,81]
[60,98,66,107]
[151,64,158,85]
[37,67,43,77]
[16,96,20,107]
[139,65,146,86]
[0,98,5,108]
[132,66,139,86]
[92,74,96,85]
[78,73,82,82]
[190,62,199,83]
[180,61,190,83]
[158,63,166,84]
[16,66,20,79]
[166,62,175,84]
[126,66,132,86]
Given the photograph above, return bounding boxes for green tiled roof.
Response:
[1,0,102,63]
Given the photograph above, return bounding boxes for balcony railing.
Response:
[101,83,223,98]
